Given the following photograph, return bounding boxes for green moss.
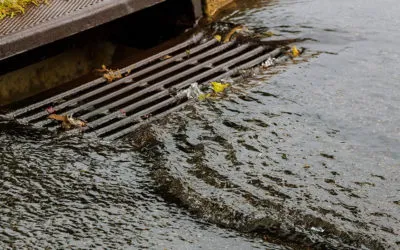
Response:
[0,0,47,19]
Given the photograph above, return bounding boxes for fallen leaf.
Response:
[117,109,127,118]
[161,55,172,60]
[96,64,107,73]
[96,65,122,83]
[125,68,132,76]
[214,35,222,42]
[291,46,300,57]
[66,115,86,127]
[48,114,86,130]
[223,25,245,43]
[46,106,56,114]
[198,93,211,101]
[104,72,122,82]
[48,114,67,122]
[263,31,274,37]
[211,81,230,93]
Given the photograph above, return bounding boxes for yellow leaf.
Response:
[291,46,300,57]
[211,81,230,93]
[223,25,244,43]
[263,31,274,37]
[214,35,222,42]
[198,93,211,101]
[161,55,172,60]
[96,65,122,82]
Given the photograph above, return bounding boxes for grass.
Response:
[0,0,47,19]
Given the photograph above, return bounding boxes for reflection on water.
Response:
[1,0,399,249]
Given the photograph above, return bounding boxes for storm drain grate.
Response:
[5,33,293,140]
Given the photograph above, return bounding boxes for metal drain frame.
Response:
[5,33,293,140]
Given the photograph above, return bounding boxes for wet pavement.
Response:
[1,0,399,249]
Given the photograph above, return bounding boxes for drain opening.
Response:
[98,99,183,138]
[3,35,300,140]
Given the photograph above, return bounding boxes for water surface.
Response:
[1,0,399,249]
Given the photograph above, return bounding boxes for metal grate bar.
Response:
[208,47,284,81]
[24,39,230,124]
[100,48,284,140]
[34,41,242,127]
[88,45,264,130]
[5,35,298,140]
[89,46,267,136]
[126,39,218,80]
[93,97,178,136]
[78,42,238,120]
[103,101,190,141]
[8,33,203,119]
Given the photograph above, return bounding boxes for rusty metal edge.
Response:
[0,0,165,61]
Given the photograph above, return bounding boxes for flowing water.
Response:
[1,0,399,249]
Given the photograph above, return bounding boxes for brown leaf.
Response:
[223,25,245,43]
[96,65,123,82]
[48,114,67,122]
[48,114,86,130]
[161,55,172,61]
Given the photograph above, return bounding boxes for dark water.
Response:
[1,0,399,249]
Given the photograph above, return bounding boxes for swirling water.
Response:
[1,0,399,249]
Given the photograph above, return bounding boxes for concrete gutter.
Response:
[203,0,234,16]
[0,0,165,61]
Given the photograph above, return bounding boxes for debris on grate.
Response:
[176,83,205,100]
[48,114,87,130]
[95,65,123,83]
[3,33,303,140]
